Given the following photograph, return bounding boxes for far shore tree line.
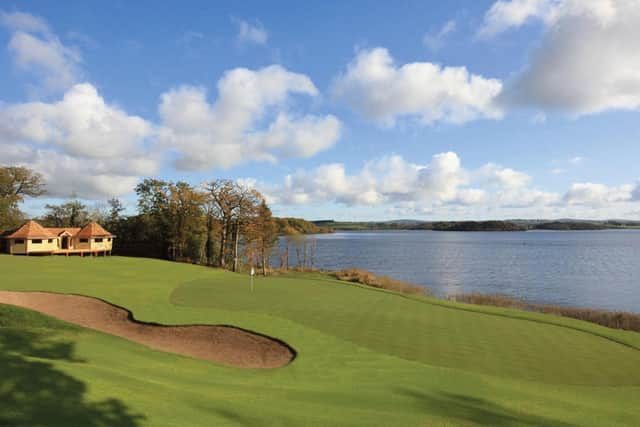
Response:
[0,165,325,274]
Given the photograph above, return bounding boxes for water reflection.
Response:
[275,230,640,312]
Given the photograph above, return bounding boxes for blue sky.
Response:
[1,0,639,220]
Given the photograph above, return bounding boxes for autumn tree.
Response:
[245,200,278,275]
[0,166,46,230]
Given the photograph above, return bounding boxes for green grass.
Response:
[1,255,640,426]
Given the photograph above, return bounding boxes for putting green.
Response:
[171,275,640,385]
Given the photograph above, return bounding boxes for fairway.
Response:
[2,255,640,426]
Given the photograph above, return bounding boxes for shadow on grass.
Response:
[399,388,576,427]
[0,328,145,427]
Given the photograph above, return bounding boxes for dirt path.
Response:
[0,291,295,369]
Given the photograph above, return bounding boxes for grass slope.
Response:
[1,254,639,426]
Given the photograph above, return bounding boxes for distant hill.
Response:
[426,221,527,232]
[312,219,640,232]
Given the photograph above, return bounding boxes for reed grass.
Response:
[454,293,640,332]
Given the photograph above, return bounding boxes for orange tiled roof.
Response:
[45,227,81,237]
[4,220,55,239]
[77,222,113,238]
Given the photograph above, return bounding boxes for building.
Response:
[1,220,114,256]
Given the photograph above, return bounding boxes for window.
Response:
[48,239,53,243]
[32,239,42,244]
[107,238,112,242]
[95,238,103,243]
[80,238,88,243]
[15,239,24,244]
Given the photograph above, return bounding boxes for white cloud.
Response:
[158,65,340,170]
[332,47,503,125]
[479,163,560,207]
[1,10,81,93]
[482,0,640,115]
[266,153,506,209]
[256,152,640,218]
[478,0,558,38]
[564,182,634,206]
[235,19,268,45]
[0,83,158,199]
[0,83,153,159]
[632,183,640,201]
[423,20,456,51]
[0,143,158,199]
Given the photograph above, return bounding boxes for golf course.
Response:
[1,255,640,426]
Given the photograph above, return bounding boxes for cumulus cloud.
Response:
[332,47,503,125]
[265,152,536,210]
[158,65,340,170]
[481,0,640,115]
[564,182,634,206]
[1,10,81,93]
[258,152,594,216]
[0,83,153,159]
[0,142,158,199]
[0,84,158,198]
[479,163,560,207]
[235,19,268,45]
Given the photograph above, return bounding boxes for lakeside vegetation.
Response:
[455,293,640,333]
[1,255,640,426]
[331,268,428,296]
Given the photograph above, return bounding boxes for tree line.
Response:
[0,166,294,274]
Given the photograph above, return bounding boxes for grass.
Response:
[454,293,640,332]
[1,254,639,426]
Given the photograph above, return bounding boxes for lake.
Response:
[278,230,640,313]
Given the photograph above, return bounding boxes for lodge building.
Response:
[1,220,114,256]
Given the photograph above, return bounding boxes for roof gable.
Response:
[45,227,81,237]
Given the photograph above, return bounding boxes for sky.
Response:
[1,0,639,221]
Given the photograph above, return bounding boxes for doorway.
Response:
[61,236,69,249]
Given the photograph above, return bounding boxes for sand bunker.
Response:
[0,291,295,368]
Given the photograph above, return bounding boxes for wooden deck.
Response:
[52,249,113,257]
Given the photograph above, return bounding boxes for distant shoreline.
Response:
[310,219,640,232]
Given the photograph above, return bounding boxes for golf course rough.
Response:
[1,254,639,427]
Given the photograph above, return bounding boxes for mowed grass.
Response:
[1,255,640,427]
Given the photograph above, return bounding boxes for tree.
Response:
[135,179,171,257]
[0,166,46,230]
[204,180,236,268]
[42,200,88,227]
[166,182,205,261]
[246,200,278,275]
[204,180,263,271]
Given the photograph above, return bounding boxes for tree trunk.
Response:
[232,220,240,272]
[218,221,226,268]
[205,214,213,265]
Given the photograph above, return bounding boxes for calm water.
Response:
[278,230,640,313]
